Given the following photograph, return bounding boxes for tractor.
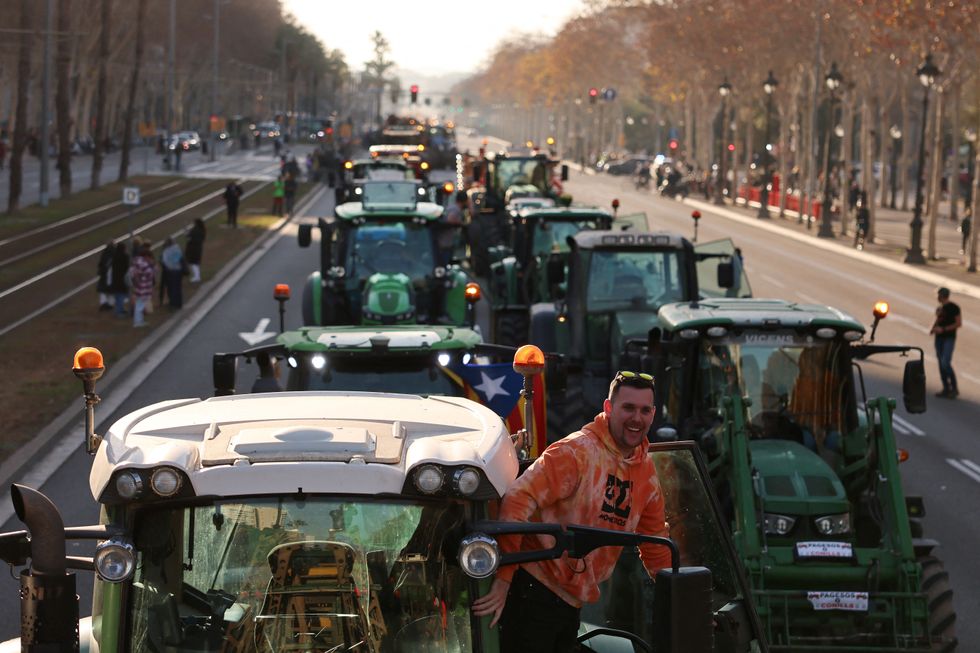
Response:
[649,297,956,651]
[298,180,477,328]
[0,345,769,652]
[529,229,751,439]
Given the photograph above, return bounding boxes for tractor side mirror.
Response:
[298,224,312,248]
[546,255,565,285]
[560,164,569,181]
[652,566,713,653]
[717,260,735,289]
[902,359,926,414]
[213,353,238,396]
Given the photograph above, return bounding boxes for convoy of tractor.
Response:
[0,128,958,652]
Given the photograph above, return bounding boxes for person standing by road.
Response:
[128,242,156,327]
[110,242,130,317]
[223,182,243,228]
[472,372,671,652]
[283,172,298,215]
[272,175,285,216]
[185,218,206,282]
[930,287,962,398]
[96,241,115,310]
[160,237,185,310]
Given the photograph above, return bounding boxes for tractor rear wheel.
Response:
[548,378,584,443]
[919,555,957,651]
[493,311,528,348]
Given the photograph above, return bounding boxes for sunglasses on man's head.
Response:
[615,370,654,384]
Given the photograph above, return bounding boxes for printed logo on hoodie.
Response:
[600,474,632,525]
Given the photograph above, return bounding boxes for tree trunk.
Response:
[55,0,72,197]
[926,89,944,260]
[7,0,33,214]
[90,0,110,189]
[118,0,146,182]
[969,132,980,272]
[949,82,960,223]
[861,98,874,241]
[878,103,889,209]
[777,100,789,218]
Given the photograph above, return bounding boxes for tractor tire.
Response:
[301,275,317,326]
[548,378,585,443]
[493,311,528,348]
[919,555,957,652]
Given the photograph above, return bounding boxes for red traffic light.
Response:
[669,139,678,150]
[410,85,419,93]
[589,87,598,105]
[691,210,701,221]
[410,85,419,103]
[728,143,735,151]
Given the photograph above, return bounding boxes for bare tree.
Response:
[55,0,72,196]
[118,0,146,182]
[7,0,33,214]
[90,0,110,189]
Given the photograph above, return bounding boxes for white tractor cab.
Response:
[0,347,767,653]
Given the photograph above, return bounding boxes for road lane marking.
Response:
[891,421,911,435]
[796,292,820,304]
[892,414,925,437]
[760,274,787,288]
[887,313,931,335]
[947,459,980,484]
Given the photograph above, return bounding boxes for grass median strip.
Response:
[0,181,313,457]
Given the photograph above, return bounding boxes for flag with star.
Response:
[442,362,548,457]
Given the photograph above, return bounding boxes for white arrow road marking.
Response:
[891,414,926,437]
[947,458,980,484]
[760,274,786,288]
[239,318,275,345]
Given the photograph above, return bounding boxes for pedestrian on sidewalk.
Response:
[930,287,961,398]
[223,181,243,227]
[272,175,285,216]
[96,241,115,310]
[854,192,870,250]
[959,214,971,255]
[110,242,130,317]
[129,242,156,327]
[185,218,206,282]
[284,172,298,215]
[160,237,185,309]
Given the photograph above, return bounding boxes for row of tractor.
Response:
[0,139,956,652]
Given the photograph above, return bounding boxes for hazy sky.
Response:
[282,0,585,81]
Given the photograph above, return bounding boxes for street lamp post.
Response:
[758,71,778,218]
[818,63,843,238]
[889,125,902,209]
[715,78,732,206]
[905,54,941,264]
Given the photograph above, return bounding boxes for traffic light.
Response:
[410,85,419,103]
[669,139,678,151]
[589,87,598,105]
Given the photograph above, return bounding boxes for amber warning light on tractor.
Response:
[873,301,889,320]
[513,344,545,376]
[443,182,454,193]
[274,284,291,300]
[73,346,104,373]
[344,160,354,169]
[464,283,482,303]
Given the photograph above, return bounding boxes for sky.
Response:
[282,0,586,84]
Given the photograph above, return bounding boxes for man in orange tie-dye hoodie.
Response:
[472,372,671,652]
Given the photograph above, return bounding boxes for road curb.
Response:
[684,196,980,302]
[0,184,327,524]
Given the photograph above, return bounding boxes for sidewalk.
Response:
[697,190,980,299]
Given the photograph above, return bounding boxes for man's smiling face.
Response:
[604,385,655,457]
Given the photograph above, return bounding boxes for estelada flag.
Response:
[442,362,548,458]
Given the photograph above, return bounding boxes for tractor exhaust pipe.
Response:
[11,484,79,652]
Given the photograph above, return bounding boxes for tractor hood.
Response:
[750,439,849,517]
[361,273,415,325]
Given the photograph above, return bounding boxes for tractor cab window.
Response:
[531,220,602,257]
[494,159,548,194]
[581,444,755,649]
[289,354,462,397]
[693,334,856,451]
[585,250,686,313]
[347,222,435,280]
[127,498,474,653]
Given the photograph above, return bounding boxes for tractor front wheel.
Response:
[493,311,529,348]
[919,554,957,652]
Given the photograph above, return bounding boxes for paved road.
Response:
[0,139,976,642]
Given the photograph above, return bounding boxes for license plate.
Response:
[807,591,869,612]
[795,541,853,559]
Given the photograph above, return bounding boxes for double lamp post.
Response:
[905,54,941,264]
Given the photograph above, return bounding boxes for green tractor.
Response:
[467,151,569,276]
[298,180,476,327]
[487,205,615,346]
[530,229,751,438]
[650,297,956,650]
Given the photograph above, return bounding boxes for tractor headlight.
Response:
[150,467,182,497]
[115,471,144,500]
[452,467,481,496]
[434,266,447,278]
[763,513,796,536]
[458,534,499,578]
[413,465,445,494]
[311,354,327,370]
[94,537,136,583]
[437,353,451,367]
[814,512,851,535]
